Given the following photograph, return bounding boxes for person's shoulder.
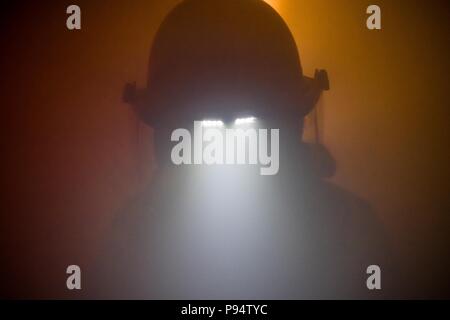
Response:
[319,180,388,247]
[320,181,373,219]
[109,185,159,243]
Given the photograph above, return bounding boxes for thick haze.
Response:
[1,0,449,298]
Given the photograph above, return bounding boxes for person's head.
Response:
[128,0,327,167]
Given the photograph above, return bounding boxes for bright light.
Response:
[263,0,281,11]
[201,120,224,128]
[234,117,256,125]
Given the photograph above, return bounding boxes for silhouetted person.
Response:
[89,0,395,299]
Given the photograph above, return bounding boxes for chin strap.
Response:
[304,69,330,144]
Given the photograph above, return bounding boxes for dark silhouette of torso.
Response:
[90,144,392,299]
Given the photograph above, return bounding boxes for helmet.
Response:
[124,0,329,127]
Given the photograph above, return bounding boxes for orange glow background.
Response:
[1,0,449,298]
